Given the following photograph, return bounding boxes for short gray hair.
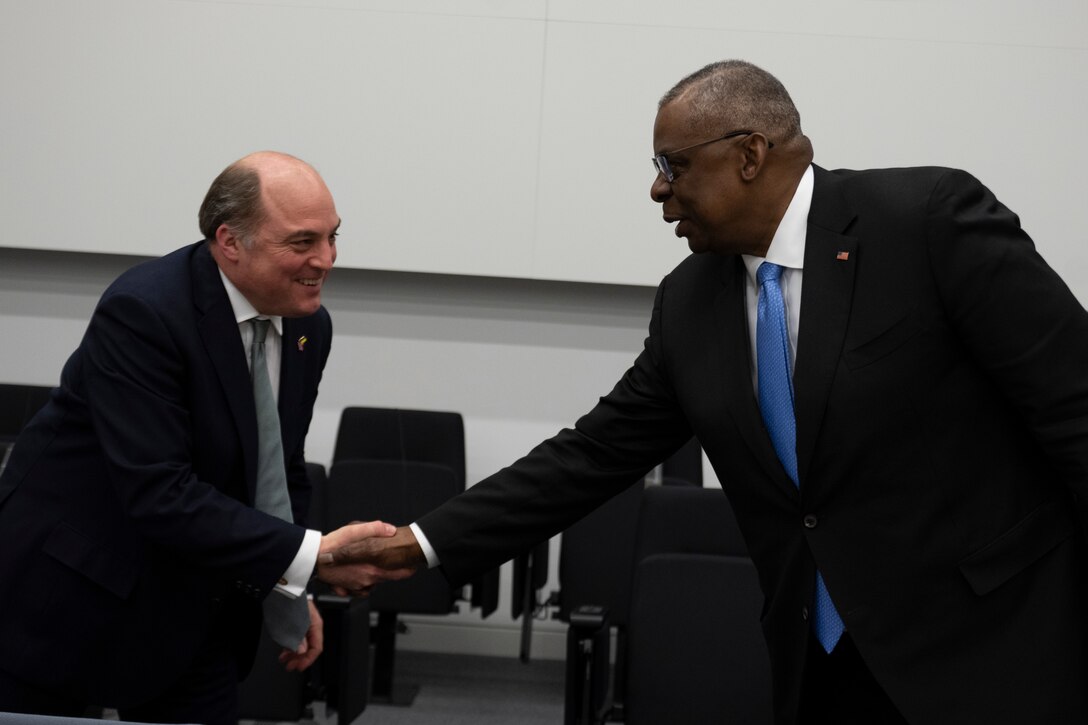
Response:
[660,60,802,142]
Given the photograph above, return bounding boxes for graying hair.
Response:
[660,60,802,142]
[197,161,264,246]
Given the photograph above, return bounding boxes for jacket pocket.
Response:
[43,521,138,600]
[957,499,1074,596]
[843,314,921,370]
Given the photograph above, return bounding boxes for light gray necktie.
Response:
[250,318,310,650]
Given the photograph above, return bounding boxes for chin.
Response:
[293,303,322,318]
[686,237,711,254]
[278,298,322,318]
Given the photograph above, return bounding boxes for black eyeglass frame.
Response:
[651,129,774,183]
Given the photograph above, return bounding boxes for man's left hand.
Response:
[279,598,323,672]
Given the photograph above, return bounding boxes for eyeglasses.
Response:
[651,130,773,183]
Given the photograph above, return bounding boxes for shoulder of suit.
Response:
[99,242,200,304]
[822,164,974,188]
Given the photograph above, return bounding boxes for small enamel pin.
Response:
[297,335,308,351]
[836,251,850,261]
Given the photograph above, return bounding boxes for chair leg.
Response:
[564,606,611,725]
[519,556,536,663]
[370,611,421,706]
[606,629,628,722]
[318,598,371,725]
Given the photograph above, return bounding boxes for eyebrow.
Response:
[284,219,341,242]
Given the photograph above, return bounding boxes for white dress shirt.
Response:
[741,164,813,388]
[219,269,320,598]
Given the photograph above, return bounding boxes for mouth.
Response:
[664,215,688,238]
[298,277,323,288]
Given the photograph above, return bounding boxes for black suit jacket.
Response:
[0,241,332,707]
[419,166,1088,724]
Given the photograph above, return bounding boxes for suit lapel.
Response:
[715,256,799,497]
[191,243,259,502]
[794,168,858,488]
[278,319,305,448]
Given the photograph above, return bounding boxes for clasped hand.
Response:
[314,521,423,597]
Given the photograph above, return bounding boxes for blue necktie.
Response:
[756,262,844,653]
[251,318,310,650]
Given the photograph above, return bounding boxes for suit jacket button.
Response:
[803,514,818,529]
[801,606,809,621]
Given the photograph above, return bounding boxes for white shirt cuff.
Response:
[410,522,440,569]
[275,528,321,598]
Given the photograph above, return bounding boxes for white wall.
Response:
[1,0,1085,659]
[2,0,1086,293]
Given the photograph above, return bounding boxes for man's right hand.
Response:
[314,521,421,596]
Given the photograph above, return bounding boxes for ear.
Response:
[739,133,773,181]
[212,224,242,263]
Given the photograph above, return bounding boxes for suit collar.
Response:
[714,257,799,499]
[793,167,859,486]
[191,242,260,501]
[716,167,859,493]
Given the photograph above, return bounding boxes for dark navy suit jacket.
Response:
[0,241,332,707]
[419,167,1088,724]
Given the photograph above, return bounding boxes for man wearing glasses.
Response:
[333,60,1088,724]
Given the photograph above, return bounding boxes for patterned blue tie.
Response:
[756,262,844,653]
[251,318,310,650]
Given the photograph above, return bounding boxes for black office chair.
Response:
[305,461,374,725]
[556,479,645,724]
[0,383,53,434]
[623,485,771,723]
[239,462,373,725]
[0,383,53,465]
[555,437,704,723]
[625,553,771,724]
[322,457,460,706]
[333,406,500,617]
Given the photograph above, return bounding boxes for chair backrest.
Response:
[333,407,465,490]
[303,461,328,530]
[556,479,644,626]
[0,383,53,441]
[633,484,749,564]
[333,406,501,617]
[325,458,459,614]
[624,484,770,725]
[625,553,772,725]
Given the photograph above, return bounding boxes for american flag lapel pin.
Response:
[297,335,308,351]
[836,251,850,261]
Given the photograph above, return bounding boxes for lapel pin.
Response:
[836,251,850,261]
[297,335,308,352]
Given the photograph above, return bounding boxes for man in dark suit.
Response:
[333,61,1088,723]
[0,151,403,724]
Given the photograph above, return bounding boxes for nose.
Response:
[650,173,672,203]
[311,238,336,270]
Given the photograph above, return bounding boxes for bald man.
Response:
[0,152,402,724]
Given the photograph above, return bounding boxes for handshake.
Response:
[314,521,426,597]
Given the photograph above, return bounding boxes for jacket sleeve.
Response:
[925,169,1088,491]
[417,279,694,585]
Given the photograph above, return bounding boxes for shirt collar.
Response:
[217,267,283,337]
[742,164,814,283]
